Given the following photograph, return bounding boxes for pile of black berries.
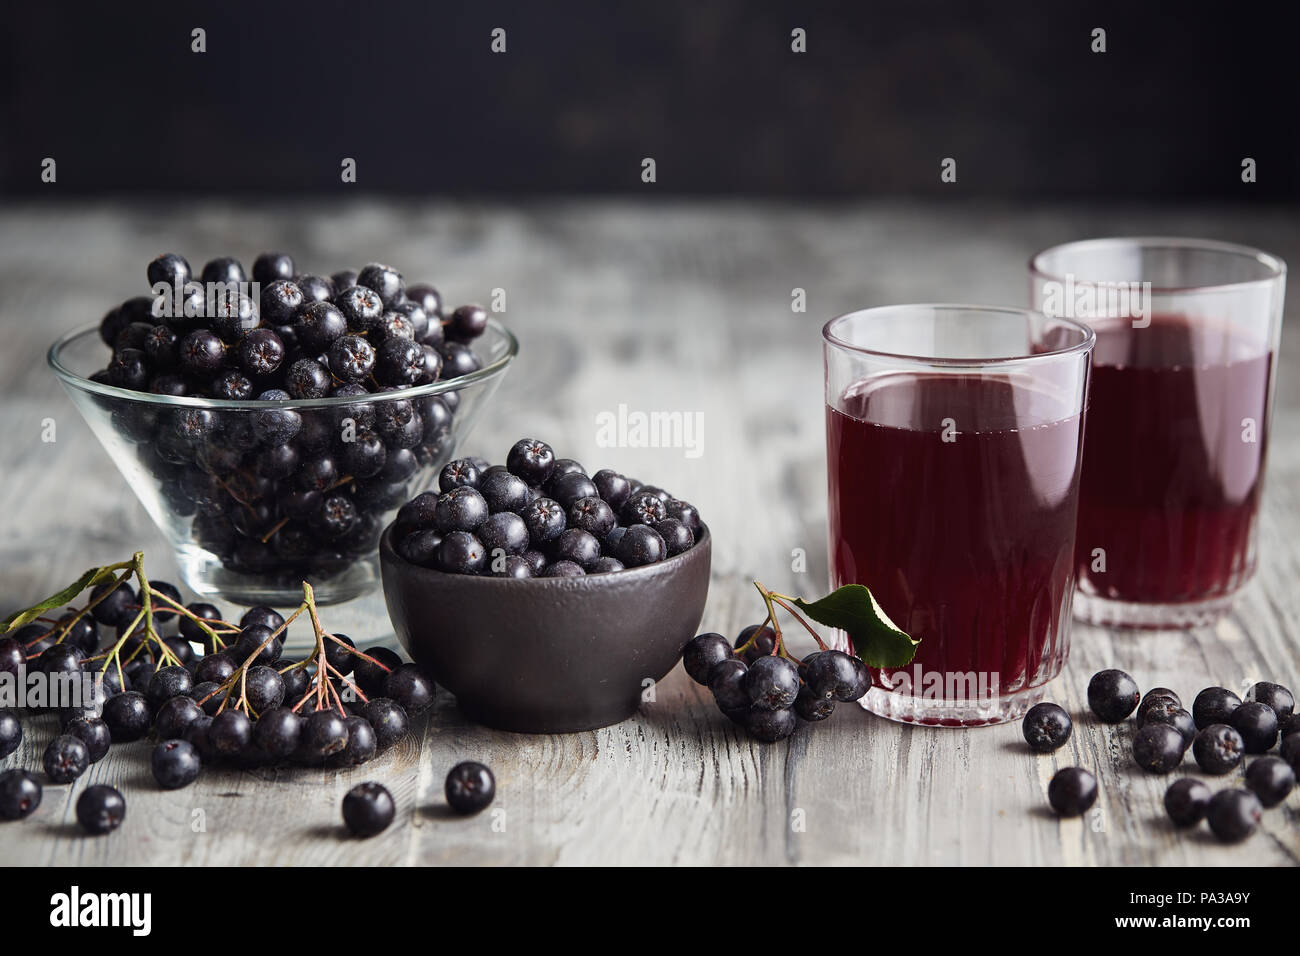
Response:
[680,627,869,742]
[393,438,704,576]
[1029,670,1296,844]
[0,588,424,833]
[88,252,494,583]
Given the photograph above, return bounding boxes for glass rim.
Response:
[821,303,1095,368]
[1029,236,1287,294]
[47,319,519,410]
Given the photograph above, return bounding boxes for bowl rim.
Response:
[380,522,710,585]
[47,318,519,410]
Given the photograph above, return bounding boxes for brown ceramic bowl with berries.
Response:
[379,440,711,733]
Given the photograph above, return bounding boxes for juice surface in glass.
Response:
[827,372,1083,724]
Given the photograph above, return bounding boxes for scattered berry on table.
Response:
[342,781,396,837]
[1192,686,1241,730]
[1087,669,1140,723]
[75,784,125,835]
[1163,778,1211,827]
[1230,701,1279,753]
[1135,693,1181,728]
[1021,702,1072,752]
[0,769,42,820]
[1143,706,1196,748]
[1047,767,1098,816]
[445,761,496,814]
[1192,724,1245,775]
[1245,681,1294,721]
[1244,755,1295,807]
[1132,723,1186,774]
[1206,789,1262,843]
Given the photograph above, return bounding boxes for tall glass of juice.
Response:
[823,305,1094,726]
[1030,238,1286,628]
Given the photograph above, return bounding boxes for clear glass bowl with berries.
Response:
[47,252,518,624]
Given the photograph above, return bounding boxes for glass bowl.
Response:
[48,321,517,619]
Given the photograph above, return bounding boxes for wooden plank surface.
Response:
[1,200,1298,866]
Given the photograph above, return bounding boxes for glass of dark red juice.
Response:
[1030,238,1286,628]
[823,305,1094,725]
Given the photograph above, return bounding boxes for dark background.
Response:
[1,0,1296,200]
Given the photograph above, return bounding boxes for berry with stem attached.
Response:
[0,710,22,759]
[254,707,303,759]
[146,665,193,709]
[43,734,90,784]
[733,624,777,664]
[708,658,749,712]
[209,710,252,758]
[744,656,800,711]
[384,664,434,715]
[682,633,733,685]
[102,691,152,743]
[151,739,202,789]
[299,709,349,761]
[335,716,377,767]
[794,686,835,721]
[361,698,409,751]
[154,697,203,740]
[746,706,797,742]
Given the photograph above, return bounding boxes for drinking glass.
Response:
[1030,238,1286,628]
[823,305,1094,725]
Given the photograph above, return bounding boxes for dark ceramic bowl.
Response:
[379,524,711,733]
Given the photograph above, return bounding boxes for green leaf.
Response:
[794,585,919,669]
[1,566,120,633]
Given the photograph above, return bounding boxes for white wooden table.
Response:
[1,200,1297,865]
